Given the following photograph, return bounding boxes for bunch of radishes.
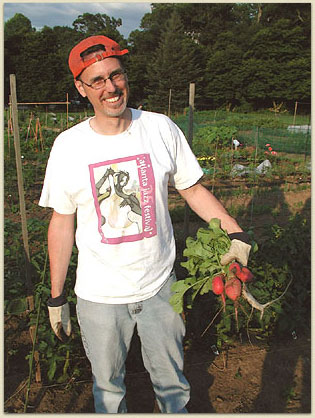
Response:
[211,261,291,324]
[170,218,291,329]
[212,262,254,314]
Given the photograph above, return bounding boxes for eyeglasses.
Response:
[79,69,126,90]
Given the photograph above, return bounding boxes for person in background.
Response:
[39,35,252,413]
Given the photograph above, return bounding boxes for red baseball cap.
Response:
[68,35,129,78]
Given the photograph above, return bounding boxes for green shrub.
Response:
[193,126,237,156]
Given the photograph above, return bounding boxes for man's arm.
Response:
[48,210,75,297]
[178,182,242,234]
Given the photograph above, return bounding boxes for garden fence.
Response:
[237,126,311,156]
[175,117,311,156]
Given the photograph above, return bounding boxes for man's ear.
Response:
[74,79,87,98]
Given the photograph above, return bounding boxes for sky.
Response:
[3,2,153,38]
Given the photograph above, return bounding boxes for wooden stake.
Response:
[7,119,10,155]
[187,83,195,147]
[9,74,33,296]
[249,127,259,227]
[34,118,39,151]
[10,75,40,387]
[7,97,12,156]
[66,93,69,129]
[293,101,298,126]
[37,118,44,151]
[26,112,33,142]
[211,142,218,194]
[29,326,42,382]
[184,83,195,239]
[168,89,172,117]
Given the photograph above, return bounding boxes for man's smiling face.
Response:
[75,56,129,119]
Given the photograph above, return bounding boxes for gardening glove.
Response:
[220,232,252,266]
[47,292,71,342]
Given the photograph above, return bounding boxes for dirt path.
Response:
[4,328,311,413]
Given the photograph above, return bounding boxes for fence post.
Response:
[293,101,298,125]
[10,74,42,385]
[9,74,34,296]
[304,115,311,162]
[8,95,12,156]
[168,89,172,117]
[66,93,69,129]
[184,83,195,239]
[187,83,195,147]
[249,126,259,227]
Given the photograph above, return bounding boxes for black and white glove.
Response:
[220,232,252,266]
[47,292,71,342]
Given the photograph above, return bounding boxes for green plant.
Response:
[170,219,232,313]
[26,247,83,383]
[4,219,27,299]
[253,213,311,335]
[170,219,262,345]
[193,126,238,156]
[282,384,297,402]
[234,367,242,379]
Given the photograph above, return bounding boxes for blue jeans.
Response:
[76,272,190,413]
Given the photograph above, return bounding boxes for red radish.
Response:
[212,275,226,312]
[229,262,242,276]
[225,277,242,301]
[238,267,254,283]
[229,262,254,283]
[212,275,224,295]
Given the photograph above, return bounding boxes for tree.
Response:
[258,3,311,28]
[125,29,151,108]
[4,11,130,103]
[50,25,81,99]
[4,13,33,40]
[140,3,175,41]
[4,5,311,112]
[241,18,311,109]
[145,12,202,113]
[244,18,308,62]
[72,13,126,46]
[205,32,245,110]
[7,25,73,102]
[174,3,236,49]
[4,14,34,102]
[126,4,175,108]
[203,4,311,111]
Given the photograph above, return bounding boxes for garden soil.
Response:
[4,179,311,413]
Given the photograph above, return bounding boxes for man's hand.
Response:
[221,233,252,266]
[47,293,71,342]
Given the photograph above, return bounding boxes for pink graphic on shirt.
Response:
[89,154,156,244]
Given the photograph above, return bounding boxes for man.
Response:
[39,35,251,413]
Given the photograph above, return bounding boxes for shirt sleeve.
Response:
[38,136,77,214]
[166,118,204,190]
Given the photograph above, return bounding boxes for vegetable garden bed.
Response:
[4,110,311,413]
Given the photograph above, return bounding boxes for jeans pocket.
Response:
[168,269,177,295]
[157,270,177,304]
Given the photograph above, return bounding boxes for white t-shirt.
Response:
[39,108,203,303]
